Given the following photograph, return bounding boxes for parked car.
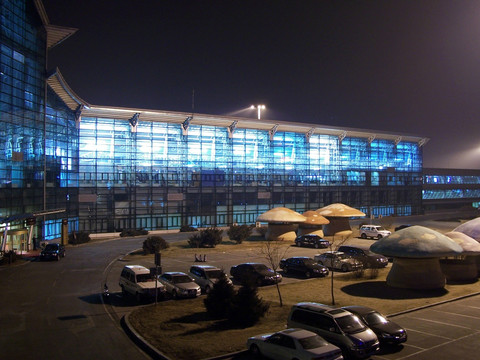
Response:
[188,264,232,293]
[341,306,407,346]
[119,265,165,301]
[287,302,380,359]
[39,243,65,261]
[359,225,391,239]
[314,251,363,272]
[337,245,389,268]
[247,328,344,360]
[295,234,331,249]
[230,263,282,286]
[279,256,329,278]
[158,272,201,299]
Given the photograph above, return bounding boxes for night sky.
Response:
[42,0,480,169]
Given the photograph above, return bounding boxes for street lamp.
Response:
[250,104,266,120]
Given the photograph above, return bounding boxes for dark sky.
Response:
[42,0,480,169]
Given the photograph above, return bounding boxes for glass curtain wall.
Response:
[78,116,423,232]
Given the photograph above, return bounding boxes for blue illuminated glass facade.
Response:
[76,113,423,232]
[0,0,78,240]
[423,168,480,212]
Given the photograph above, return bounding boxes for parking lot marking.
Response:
[431,308,480,320]
[408,316,473,330]
[394,332,479,359]
[403,327,451,340]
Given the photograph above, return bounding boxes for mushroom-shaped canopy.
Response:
[301,211,330,225]
[444,231,480,254]
[256,207,306,223]
[316,203,365,217]
[370,225,463,258]
[453,217,480,241]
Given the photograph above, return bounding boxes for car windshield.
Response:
[302,258,316,266]
[335,315,367,334]
[136,274,153,282]
[365,311,388,325]
[251,264,269,272]
[44,244,58,251]
[298,335,328,349]
[205,269,223,279]
[172,275,193,284]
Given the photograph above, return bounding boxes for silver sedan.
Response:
[158,272,201,299]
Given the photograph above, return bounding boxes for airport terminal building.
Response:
[1,0,429,243]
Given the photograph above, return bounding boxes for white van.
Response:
[119,265,165,301]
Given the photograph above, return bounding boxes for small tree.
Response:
[204,270,235,319]
[227,224,254,244]
[261,239,290,307]
[142,235,169,254]
[228,282,269,327]
[327,234,350,305]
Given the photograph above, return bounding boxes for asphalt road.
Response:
[0,237,150,360]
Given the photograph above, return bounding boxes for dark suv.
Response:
[287,302,380,359]
[280,256,329,278]
[295,234,330,249]
[230,263,282,286]
[39,243,65,261]
[337,246,388,268]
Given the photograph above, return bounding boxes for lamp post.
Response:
[250,104,265,120]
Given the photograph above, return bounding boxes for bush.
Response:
[120,228,149,237]
[188,227,223,248]
[179,225,198,232]
[142,236,169,254]
[204,270,236,319]
[227,282,270,327]
[227,224,254,244]
[69,231,91,245]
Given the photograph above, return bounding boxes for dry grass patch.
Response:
[129,269,480,360]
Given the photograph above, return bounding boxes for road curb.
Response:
[122,313,172,360]
[388,291,480,318]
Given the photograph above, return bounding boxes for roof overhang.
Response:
[80,105,428,144]
[47,68,89,111]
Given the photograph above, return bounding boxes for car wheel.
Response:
[256,278,263,286]
[172,290,178,299]
[305,271,311,278]
[56,255,60,261]
[341,264,349,272]
[377,234,383,239]
[136,292,142,302]
[205,285,211,294]
[283,267,288,274]
[295,241,300,247]
[314,243,319,249]
[361,233,367,239]
[317,261,323,266]
[249,344,262,359]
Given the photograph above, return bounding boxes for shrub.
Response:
[204,270,236,319]
[188,227,223,248]
[179,225,198,232]
[142,236,169,254]
[120,228,149,237]
[227,224,254,244]
[227,282,269,327]
[69,231,91,245]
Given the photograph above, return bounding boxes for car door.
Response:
[160,274,174,293]
[263,334,295,360]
